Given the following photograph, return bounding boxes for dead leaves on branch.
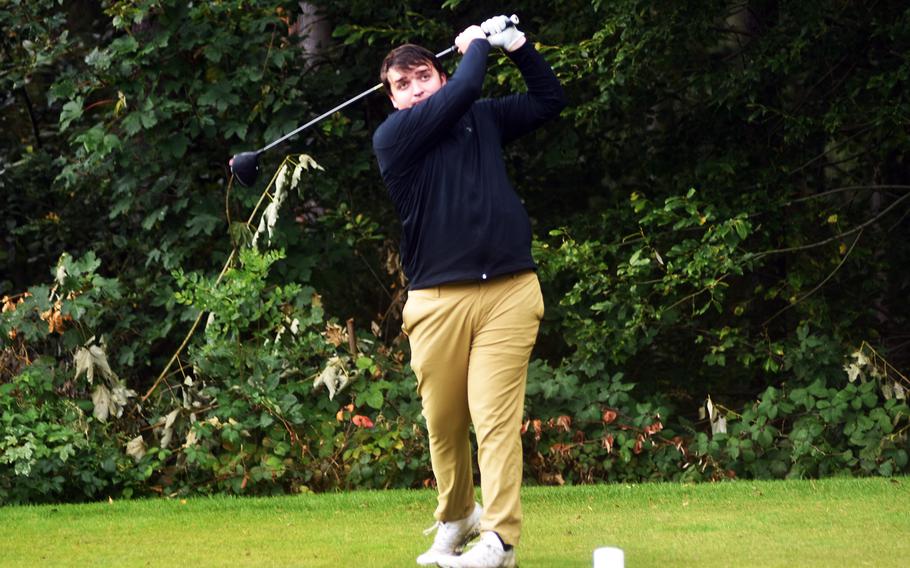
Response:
[314,323,355,400]
[3,291,73,339]
[74,343,116,385]
[90,382,136,422]
[4,289,136,425]
[523,409,670,485]
[126,435,147,462]
[313,319,387,400]
[2,293,28,340]
[252,154,323,249]
[323,321,348,348]
[74,339,137,422]
[4,286,77,339]
[844,341,908,401]
[40,300,71,335]
[312,355,351,400]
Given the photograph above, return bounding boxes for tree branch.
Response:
[788,184,910,205]
[663,275,730,315]
[786,124,876,178]
[19,87,42,150]
[762,228,863,328]
[757,191,910,257]
[143,159,290,403]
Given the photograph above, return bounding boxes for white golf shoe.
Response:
[415,502,483,566]
[437,531,516,568]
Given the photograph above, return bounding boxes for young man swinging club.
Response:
[372,15,566,568]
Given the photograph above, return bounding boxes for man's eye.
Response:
[419,73,430,81]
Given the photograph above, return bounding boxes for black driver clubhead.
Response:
[230,151,260,187]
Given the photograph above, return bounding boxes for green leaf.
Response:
[365,389,383,410]
[161,134,189,159]
[878,460,893,476]
[139,110,157,129]
[628,248,650,267]
[60,99,84,132]
[122,113,144,136]
[733,219,748,240]
[223,122,248,140]
[84,47,112,70]
[185,213,221,237]
[142,207,168,230]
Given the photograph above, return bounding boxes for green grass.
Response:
[1,478,908,567]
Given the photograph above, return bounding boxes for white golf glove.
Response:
[481,15,525,52]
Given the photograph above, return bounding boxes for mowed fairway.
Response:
[2,478,907,567]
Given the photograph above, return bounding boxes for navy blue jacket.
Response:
[373,39,566,289]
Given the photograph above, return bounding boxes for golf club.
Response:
[229,15,520,187]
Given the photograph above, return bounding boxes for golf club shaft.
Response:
[259,82,384,154]
[256,15,518,155]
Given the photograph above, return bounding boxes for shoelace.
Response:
[423,521,442,536]
[422,520,465,549]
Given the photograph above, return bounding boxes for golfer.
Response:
[372,15,566,568]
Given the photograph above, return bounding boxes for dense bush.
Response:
[2,0,908,503]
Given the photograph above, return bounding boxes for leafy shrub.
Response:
[3,0,910,502]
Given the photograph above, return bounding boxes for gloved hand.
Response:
[455,25,487,54]
[481,15,525,52]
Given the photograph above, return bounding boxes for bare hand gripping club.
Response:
[229,15,519,187]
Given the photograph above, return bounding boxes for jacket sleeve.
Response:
[373,39,491,177]
[489,42,567,145]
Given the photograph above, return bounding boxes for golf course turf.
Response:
[1,477,907,567]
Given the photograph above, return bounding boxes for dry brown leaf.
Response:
[324,322,346,347]
[126,435,147,462]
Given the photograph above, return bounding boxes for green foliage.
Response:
[694,332,910,480]
[519,0,910,482]
[142,246,429,495]
[2,0,910,502]
[539,187,754,369]
[0,356,145,504]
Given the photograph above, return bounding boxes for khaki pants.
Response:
[402,270,544,547]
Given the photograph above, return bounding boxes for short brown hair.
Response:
[380,44,445,91]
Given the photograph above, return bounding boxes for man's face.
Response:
[386,62,447,110]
